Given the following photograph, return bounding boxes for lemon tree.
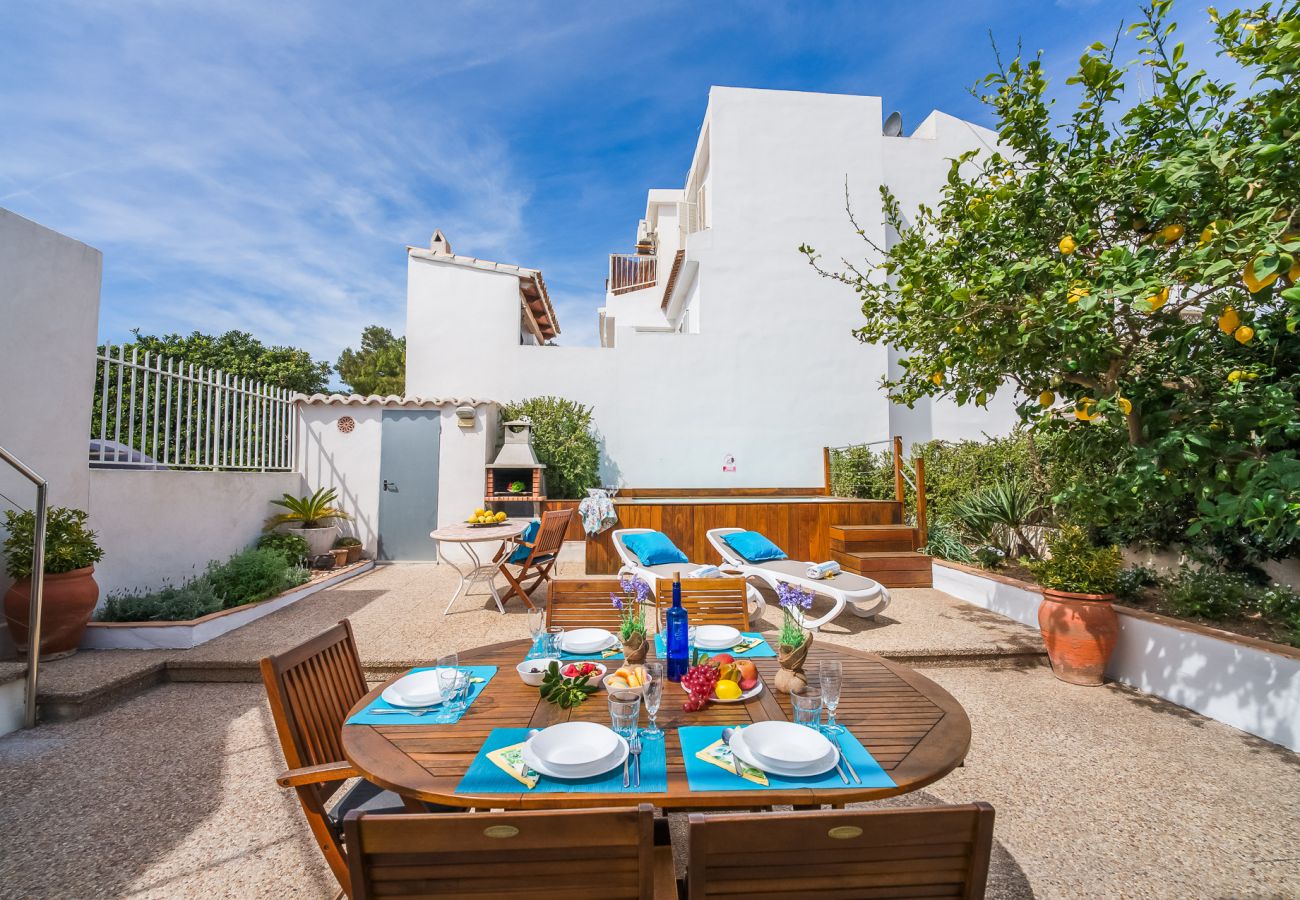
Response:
[803,1,1300,563]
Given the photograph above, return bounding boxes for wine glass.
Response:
[642,662,665,739]
[526,608,546,657]
[819,660,843,734]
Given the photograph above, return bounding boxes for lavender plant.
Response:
[776,581,814,649]
[610,575,650,642]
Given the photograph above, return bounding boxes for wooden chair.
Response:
[686,802,996,899]
[547,577,629,630]
[344,804,676,899]
[495,507,574,610]
[654,577,750,631]
[261,620,427,897]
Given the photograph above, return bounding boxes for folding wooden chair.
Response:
[260,620,430,897]
[547,577,629,630]
[686,802,996,899]
[344,804,676,899]
[654,577,750,631]
[495,507,574,610]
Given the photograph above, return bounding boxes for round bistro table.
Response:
[430,519,529,615]
[343,638,971,810]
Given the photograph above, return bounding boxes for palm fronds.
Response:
[264,487,352,530]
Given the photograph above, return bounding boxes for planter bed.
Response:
[81,560,374,651]
[934,558,1300,753]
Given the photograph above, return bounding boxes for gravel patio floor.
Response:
[2,563,1297,898]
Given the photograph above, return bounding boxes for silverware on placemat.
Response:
[523,728,540,780]
[833,733,861,784]
[721,727,741,777]
[622,750,631,789]
[370,706,438,716]
[630,732,643,788]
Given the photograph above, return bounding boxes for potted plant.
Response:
[3,507,104,658]
[773,582,815,693]
[1027,525,1123,686]
[334,535,363,565]
[264,487,352,559]
[610,576,650,662]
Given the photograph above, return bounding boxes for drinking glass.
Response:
[545,626,565,659]
[819,660,843,734]
[434,666,461,723]
[526,608,546,657]
[642,662,665,739]
[791,687,822,729]
[688,625,699,663]
[608,691,641,741]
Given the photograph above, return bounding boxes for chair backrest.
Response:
[528,507,574,561]
[654,578,749,631]
[686,803,995,899]
[260,619,368,778]
[547,578,629,630]
[345,804,659,900]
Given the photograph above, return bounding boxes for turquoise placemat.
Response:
[678,725,895,791]
[456,727,668,794]
[654,632,776,659]
[345,666,497,726]
[559,645,625,661]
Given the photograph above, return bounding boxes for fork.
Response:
[831,733,861,784]
[370,706,439,716]
[629,732,643,788]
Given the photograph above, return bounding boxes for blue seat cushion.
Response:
[723,531,787,563]
[508,520,541,564]
[622,531,689,566]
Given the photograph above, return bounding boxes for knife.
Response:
[833,733,861,784]
[721,727,741,777]
[622,752,631,789]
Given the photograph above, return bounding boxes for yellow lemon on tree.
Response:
[1058,235,1078,255]
[930,371,944,386]
[1218,307,1240,334]
[1117,397,1133,415]
[1039,390,1055,408]
[1067,284,1089,303]
[714,680,742,701]
[1228,370,1245,383]
[1199,225,1217,247]
[1291,259,1300,283]
[1074,399,1100,422]
[1234,325,1255,344]
[1143,286,1170,312]
[1160,224,1185,243]
[1243,257,1279,293]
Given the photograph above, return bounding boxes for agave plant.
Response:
[264,487,352,531]
[951,479,1044,560]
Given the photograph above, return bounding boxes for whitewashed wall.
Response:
[87,470,303,597]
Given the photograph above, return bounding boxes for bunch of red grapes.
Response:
[681,663,719,711]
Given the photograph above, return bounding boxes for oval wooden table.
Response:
[343,638,971,811]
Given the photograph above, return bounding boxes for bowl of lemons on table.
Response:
[467,508,509,526]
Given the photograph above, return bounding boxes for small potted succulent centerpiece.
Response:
[611,575,650,662]
[334,536,363,565]
[3,507,104,658]
[264,487,352,560]
[1027,525,1123,686]
[774,582,815,693]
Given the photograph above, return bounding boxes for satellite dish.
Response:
[883,111,903,137]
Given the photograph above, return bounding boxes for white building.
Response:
[407,86,1019,489]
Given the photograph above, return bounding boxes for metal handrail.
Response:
[0,445,47,729]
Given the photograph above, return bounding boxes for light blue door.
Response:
[378,410,441,561]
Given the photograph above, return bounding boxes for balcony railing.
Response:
[607,253,657,295]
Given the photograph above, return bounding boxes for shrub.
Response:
[1114,565,1160,602]
[1027,526,1122,595]
[828,444,894,499]
[207,548,309,609]
[1258,586,1300,646]
[1163,566,1253,621]
[3,507,104,578]
[257,532,310,566]
[973,545,1007,569]
[921,520,975,564]
[265,486,351,531]
[98,576,223,622]
[499,396,601,499]
[950,479,1045,558]
[334,536,362,548]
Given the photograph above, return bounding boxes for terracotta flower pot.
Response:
[331,548,350,567]
[3,566,100,659]
[775,632,812,694]
[1037,588,1120,686]
[344,545,362,564]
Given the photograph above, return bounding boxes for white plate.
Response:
[523,726,628,780]
[560,628,617,654]
[381,668,464,708]
[741,720,835,766]
[730,726,839,777]
[527,721,620,769]
[695,625,742,650]
[678,675,763,704]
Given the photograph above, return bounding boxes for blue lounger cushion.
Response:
[622,531,689,566]
[723,530,788,563]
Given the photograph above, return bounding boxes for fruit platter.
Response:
[466,508,509,527]
[604,664,649,694]
[680,654,762,710]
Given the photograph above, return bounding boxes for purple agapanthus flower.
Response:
[776,582,815,611]
[610,593,624,611]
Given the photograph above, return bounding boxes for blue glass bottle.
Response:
[666,572,690,682]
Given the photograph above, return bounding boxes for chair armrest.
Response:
[652,845,679,899]
[276,761,361,788]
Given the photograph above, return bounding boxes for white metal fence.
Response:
[92,344,297,471]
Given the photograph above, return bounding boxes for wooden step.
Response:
[830,525,920,554]
[831,549,933,588]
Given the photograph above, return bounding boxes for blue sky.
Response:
[1,0,1233,377]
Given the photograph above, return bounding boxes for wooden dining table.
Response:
[342,638,971,811]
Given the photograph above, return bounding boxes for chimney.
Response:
[430,229,453,256]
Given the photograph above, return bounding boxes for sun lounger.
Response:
[612,528,765,622]
[706,527,890,628]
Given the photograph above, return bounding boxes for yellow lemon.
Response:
[1074,399,1099,422]
[1160,224,1185,243]
[714,680,742,701]
[955,324,966,334]
[1058,235,1078,255]
[1234,325,1255,344]
[1039,390,1055,408]
[930,372,943,386]
[1143,286,1170,312]
[1228,370,1244,383]
[1243,257,1279,293]
[1067,284,1089,303]
[473,508,485,517]
[1117,397,1132,415]
[1290,259,1300,283]
[1199,226,1216,247]
[1218,307,1240,334]
[466,515,477,523]
[495,511,507,522]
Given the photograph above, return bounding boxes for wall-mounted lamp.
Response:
[455,405,476,429]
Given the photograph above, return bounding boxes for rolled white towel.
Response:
[805,560,841,580]
[687,564,722,578]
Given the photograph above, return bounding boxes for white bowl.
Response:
[742,720,834,765]
[560,628,617,654]
[527,721,620,770]
[382,668,464,707]
[558,660,607,684]
[695,624,742,650]
[516,658,558,686]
